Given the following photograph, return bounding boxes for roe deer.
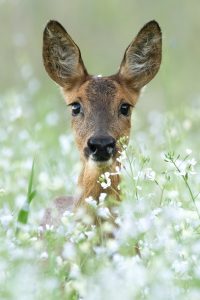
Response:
[42,20,162,225]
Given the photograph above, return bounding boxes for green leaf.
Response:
[17,204,29,224]
[28,190,37,203]
[16,159,37,233]
[27,160,35,199]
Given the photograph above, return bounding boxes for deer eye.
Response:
[71,102,82,116]
[120,103,131,116]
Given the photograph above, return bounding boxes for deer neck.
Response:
[77,159,120,206]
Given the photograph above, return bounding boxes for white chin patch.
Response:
[93,74,102,78]
[88,158,113,168]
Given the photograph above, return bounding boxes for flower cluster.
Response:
[1,87,200,300]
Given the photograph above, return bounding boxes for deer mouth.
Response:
[88,157,113,168]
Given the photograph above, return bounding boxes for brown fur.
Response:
[77,159,120,205]
[42,20,162,225]
[41,196,74,227]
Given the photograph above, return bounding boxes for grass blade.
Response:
[16,160,36,233]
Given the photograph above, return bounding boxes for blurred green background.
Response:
[1,2,200,298]
[1,0,200,111]
[1,0,200,207]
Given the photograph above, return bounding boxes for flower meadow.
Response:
[1,87,200,300]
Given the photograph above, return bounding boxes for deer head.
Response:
[42,20,162,206]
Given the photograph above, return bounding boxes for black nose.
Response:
[87,135,116,161]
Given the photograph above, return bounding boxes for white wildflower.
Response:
[106,239,119,254]
[93,246,106,255]
[115,216,122,226]
[99,172,111,189]
[0,214,13,228]
[172,260,188,274]
[188,158,196,167]
[70,263,80,279]
[102,221,115,234]
[117,150,126,163]
[9,106,22,122]
[45,224,54,231]
[56,256,63,266]
[143,168,156,181]
[167,190,179,199]
[115,166,121,174]
[85,230,95,240]
[63,210,74,218]
[175,159,187,176]
[136,185,142,191]
[185,148,192,155]
[99,193,107,203]
[85,196,97,208]
[137,217,152,233]
[62,243,76,260]
[15,194,26,208]
[97,207,111,219]
[101,181,111,189]
[40,252,48,260]
[174,224,181,232]
[76,233,85,242]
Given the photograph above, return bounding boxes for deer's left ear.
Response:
[118,20,162,90]
[43,20,88,90]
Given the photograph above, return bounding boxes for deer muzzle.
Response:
[86,135,116,162]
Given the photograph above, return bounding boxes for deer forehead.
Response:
[63,77,137,109]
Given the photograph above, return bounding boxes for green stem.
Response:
[171,159,200,219]
[155,180,165,205]
[125,149,139,200]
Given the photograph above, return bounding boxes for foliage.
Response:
[1,88,200,299]
[1,1,200,299]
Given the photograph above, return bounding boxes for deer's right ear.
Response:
[118,20,162,91]
[43,20,88,89]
